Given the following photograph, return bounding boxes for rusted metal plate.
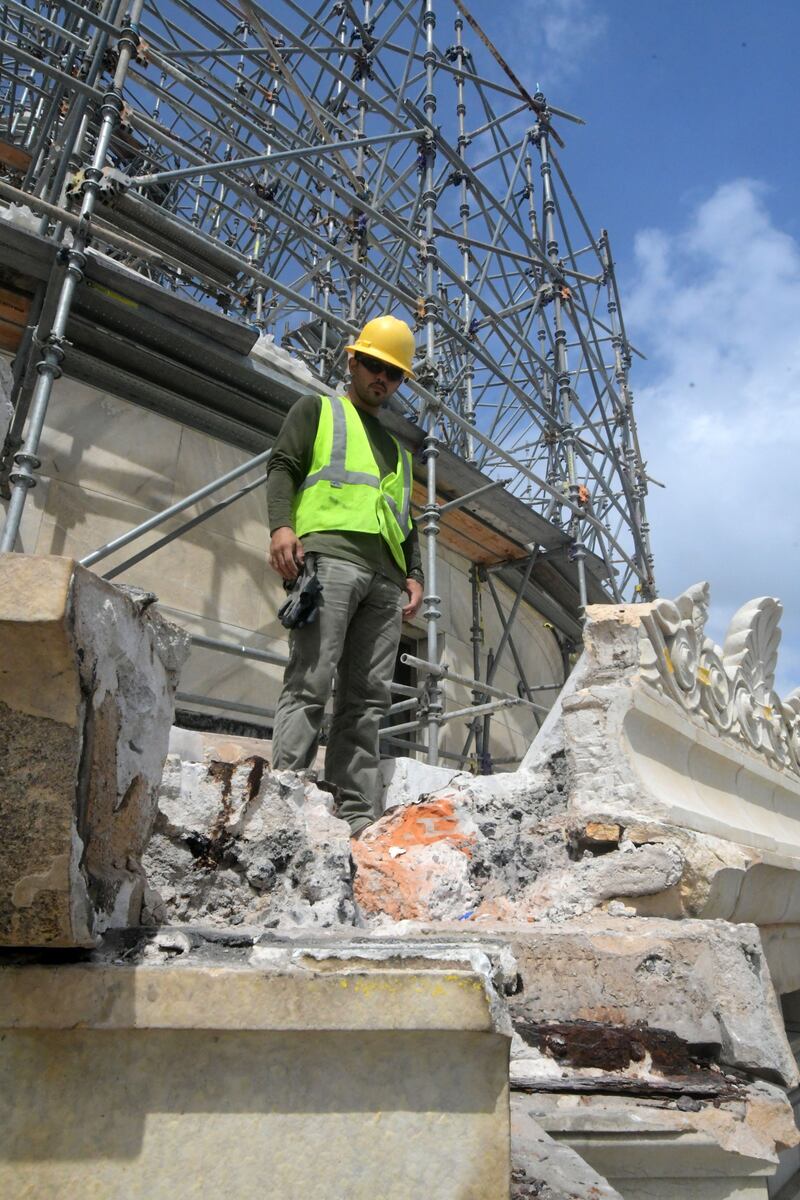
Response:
[514,1019,736,1099]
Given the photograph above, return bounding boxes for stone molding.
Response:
[640,582,800,778]
[515,584,800,935]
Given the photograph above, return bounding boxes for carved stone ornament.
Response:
[639,583,800,776]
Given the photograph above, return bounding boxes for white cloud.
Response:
[627,179,800,695]
[497,0,607,87]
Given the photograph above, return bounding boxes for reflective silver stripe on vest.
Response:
[298,394,380,492]
[383,439,412,532]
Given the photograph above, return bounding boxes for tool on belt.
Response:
[277,555,322,629]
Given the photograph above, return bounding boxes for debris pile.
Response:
[143,751,354,929]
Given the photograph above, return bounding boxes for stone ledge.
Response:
[0,961,499,1032]
[0,933,514,1035]
[0,934,512,1200]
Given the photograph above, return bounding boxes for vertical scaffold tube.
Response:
[535,104,588,610]
[252,47,280,335]
[523,144,557,496]
[32,0,122,230]
[453,16,475,463]
[348,0,372,324]
[0,0,145,553]
[420,0,442,764]
[469,563,485,769]
[601,229,656,598]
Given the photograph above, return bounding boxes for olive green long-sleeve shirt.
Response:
[266,393,424,591]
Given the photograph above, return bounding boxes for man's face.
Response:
[348,352,404,411]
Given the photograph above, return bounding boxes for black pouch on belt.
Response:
[277,555,323,629]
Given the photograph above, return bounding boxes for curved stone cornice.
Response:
[639,582,800,778]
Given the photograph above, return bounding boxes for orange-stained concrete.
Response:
[352,797,476,921]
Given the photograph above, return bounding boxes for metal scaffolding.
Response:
[0,0,656,768]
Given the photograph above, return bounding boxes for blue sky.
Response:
[475,0,800,694]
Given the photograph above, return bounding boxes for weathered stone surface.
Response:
[352,773,685,925]
[0,555,189,947]
[516,591,800,930]
[379,755,464,812]
[511,1099,623,1200]
[475,841,684,923]
[352,776,573,923]
[143,761,355,929]
[0,931,511,1199]
[527,1085,799,1197]
[505,917,798,1086]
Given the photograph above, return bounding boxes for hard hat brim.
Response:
[345,342,416,380]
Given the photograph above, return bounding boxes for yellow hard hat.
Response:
[345,314,416,378]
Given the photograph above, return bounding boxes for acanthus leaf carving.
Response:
[723,597,783,701]
[675,581,710,641]
[784,689,800,774]
[636,585,796,778]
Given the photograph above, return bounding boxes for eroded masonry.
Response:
[2,557,800,1199]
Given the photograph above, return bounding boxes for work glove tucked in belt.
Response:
[277,555,323,629]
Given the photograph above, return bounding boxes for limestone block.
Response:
[0,934,511,1200]
[34,374,183,510]
[760,924,800,996]
[379,755,465,811]
[143,763,354,928]
[33,479,268,630]
[511,1099,623,1199]
[514,585,800,931]
[527,1087,797,1199]
[0,554,189,946]
[171,424,268,549]
[505,917,798,1086]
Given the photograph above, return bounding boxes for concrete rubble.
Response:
[0,554,189,946]
[143,753,354,929]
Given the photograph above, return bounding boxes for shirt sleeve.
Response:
[404,522,424,584]
[266,393,321,533]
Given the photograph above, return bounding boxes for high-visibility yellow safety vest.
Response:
[293,393,413,572]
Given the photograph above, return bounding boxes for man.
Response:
[267,314,424,837]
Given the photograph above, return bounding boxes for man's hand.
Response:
[402,578,424,621]
[270,526,305,581]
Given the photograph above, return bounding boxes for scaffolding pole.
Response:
[0,0,145,552]
[0,0,659,764]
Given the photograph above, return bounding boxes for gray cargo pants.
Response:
[271,554,404,834]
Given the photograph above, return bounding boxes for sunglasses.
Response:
[354,352,404,383]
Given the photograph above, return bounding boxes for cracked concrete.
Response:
[143,761,355,929]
